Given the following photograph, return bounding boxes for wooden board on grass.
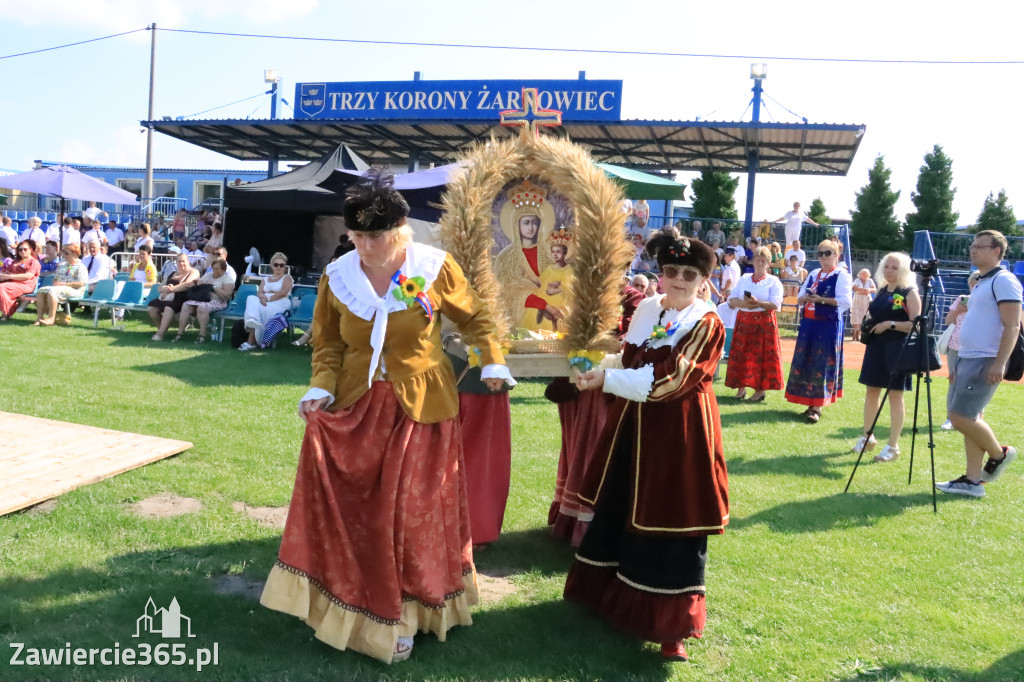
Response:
[0,412,192,516]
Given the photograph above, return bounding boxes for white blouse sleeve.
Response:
[835,269,853,313]
[768,276,784,309]
[603,364,655,403]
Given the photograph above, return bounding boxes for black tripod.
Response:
[844,272,940,512]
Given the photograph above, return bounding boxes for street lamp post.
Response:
[265,70,280,178]
[744,63,767,237]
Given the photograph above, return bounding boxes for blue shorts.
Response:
[948,356,1000,419]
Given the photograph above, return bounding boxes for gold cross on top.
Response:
[500,87,563,135]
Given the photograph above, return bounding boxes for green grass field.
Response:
[1,312,1022,681]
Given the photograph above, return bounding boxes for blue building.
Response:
[32,160,267,214]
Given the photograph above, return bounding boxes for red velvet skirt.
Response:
[548,388,609,546]
[724,310,784,391]
[459,392,511,546]
[260,382,477,664]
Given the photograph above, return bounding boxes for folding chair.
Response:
[288,293,317,341]
[211,284,258,342]
[77,279,118,327]
[104,281,145,328]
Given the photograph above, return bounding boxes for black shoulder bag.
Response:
[992,271,1024,382]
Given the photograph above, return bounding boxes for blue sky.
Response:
[1,0,1022,224]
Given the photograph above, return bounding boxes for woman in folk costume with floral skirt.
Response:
[566,235,728,663]
[725,246,785,402]
[260,170,514,664]
[784,241,853,423]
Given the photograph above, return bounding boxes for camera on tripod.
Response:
[910,258,939,276]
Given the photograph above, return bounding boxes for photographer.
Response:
[852,253,921,462]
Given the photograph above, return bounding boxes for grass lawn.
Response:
[1,311,1022,681]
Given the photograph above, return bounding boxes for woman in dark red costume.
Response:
[565,235,728,662]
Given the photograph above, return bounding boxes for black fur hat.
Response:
[342,168,410,233]
[644,234,715,277]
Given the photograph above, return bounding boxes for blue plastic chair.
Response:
[1013,261,1024,276]
[78,279,118,327]
[288,294,317,340]
[105,281,145,326]
[212,283,258,342]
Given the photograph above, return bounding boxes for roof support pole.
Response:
[743,75,764,237]
[144,23,157,211]
[407,150,420,173]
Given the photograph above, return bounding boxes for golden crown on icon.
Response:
[507,180,547,208]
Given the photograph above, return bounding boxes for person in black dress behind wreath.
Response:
[851,252,921,463]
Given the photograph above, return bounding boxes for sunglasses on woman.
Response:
[271,262,286,268]
[661,265,701,282]
[817,250,834,257]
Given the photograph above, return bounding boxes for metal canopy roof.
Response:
[143,117,866,176]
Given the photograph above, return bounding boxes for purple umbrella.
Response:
[1,165,139,245]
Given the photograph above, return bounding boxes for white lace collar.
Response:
[624,295,719,349]
[325,242,448,386]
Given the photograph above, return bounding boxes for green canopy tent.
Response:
[597,163,685,201]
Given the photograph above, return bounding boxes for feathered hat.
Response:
[342,168,410,233]
[645,234,715,277]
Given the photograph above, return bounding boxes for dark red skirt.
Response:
[548,388,609,546]
[725,310,784,391]
[459,392,511,546]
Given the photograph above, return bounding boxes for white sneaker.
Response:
[980,446,1017,483]
[851,434,876,453]
[935,475,985,498]
[873,444,900,463]
[238,342,255,352]
[941,420,954,431]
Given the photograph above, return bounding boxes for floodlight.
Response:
[264,70,280,83]
[750,63,768,80]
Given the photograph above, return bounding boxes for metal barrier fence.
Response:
[912,229,1024,265]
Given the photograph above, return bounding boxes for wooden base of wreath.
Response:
[504,353,571,378]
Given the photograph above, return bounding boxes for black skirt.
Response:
[859,332,914,390]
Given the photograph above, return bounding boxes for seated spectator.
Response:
[239,251,293,351]
[784,239,807,269]
[20,217,46,246]
[62,218,82,247]
[705,221,726,247]
[33,244,87,326]
[81,241,114,293]
[175,258,235,344]
[204,246,237,282]
[184,240,206,268]
[629,234,650,272]
[104,220,125,253]
[128,245,159,290]
[0,217,18,251]
[0,240,42,321]
[81,220,107,250]
[39,240,61,274]
[149,252,200,341]
[643,272,660,298]
[769,241,785,276]
[161,246,182,280]
[690,219,703,241]
[781,254,807,297]
[134,223,154,252]
[0,240,11,268]
[202,222,224,255]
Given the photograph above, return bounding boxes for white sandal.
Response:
[874,444,900,462]
[393,636,414,663]
[851,434,876,453]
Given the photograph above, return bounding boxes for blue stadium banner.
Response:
[294,79,623,121]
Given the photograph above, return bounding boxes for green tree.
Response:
[808,197,829,225]
[971,189,1020,236]
[905,144,959,234]
[849,156,902,250]
[690,170,739,220]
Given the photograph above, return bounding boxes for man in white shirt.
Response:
[83,203,104,223]
[204,246,237,282]
[19,217,47,247]
[784,239,807,269]
[81,221,106,248]
[104,220,125,253]
[62,220,82,247]
[184,240,206,268]
[774,201,818,248]
[81,240,114,293]
[936,229,1022,498]
[45,218,64,243]
[720,247,742,300]
[0,217,18,251]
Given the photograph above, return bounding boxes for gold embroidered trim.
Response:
[649,319,712,401]
[615,572,706,595]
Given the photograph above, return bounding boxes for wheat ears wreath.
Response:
[439,130,633,359]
